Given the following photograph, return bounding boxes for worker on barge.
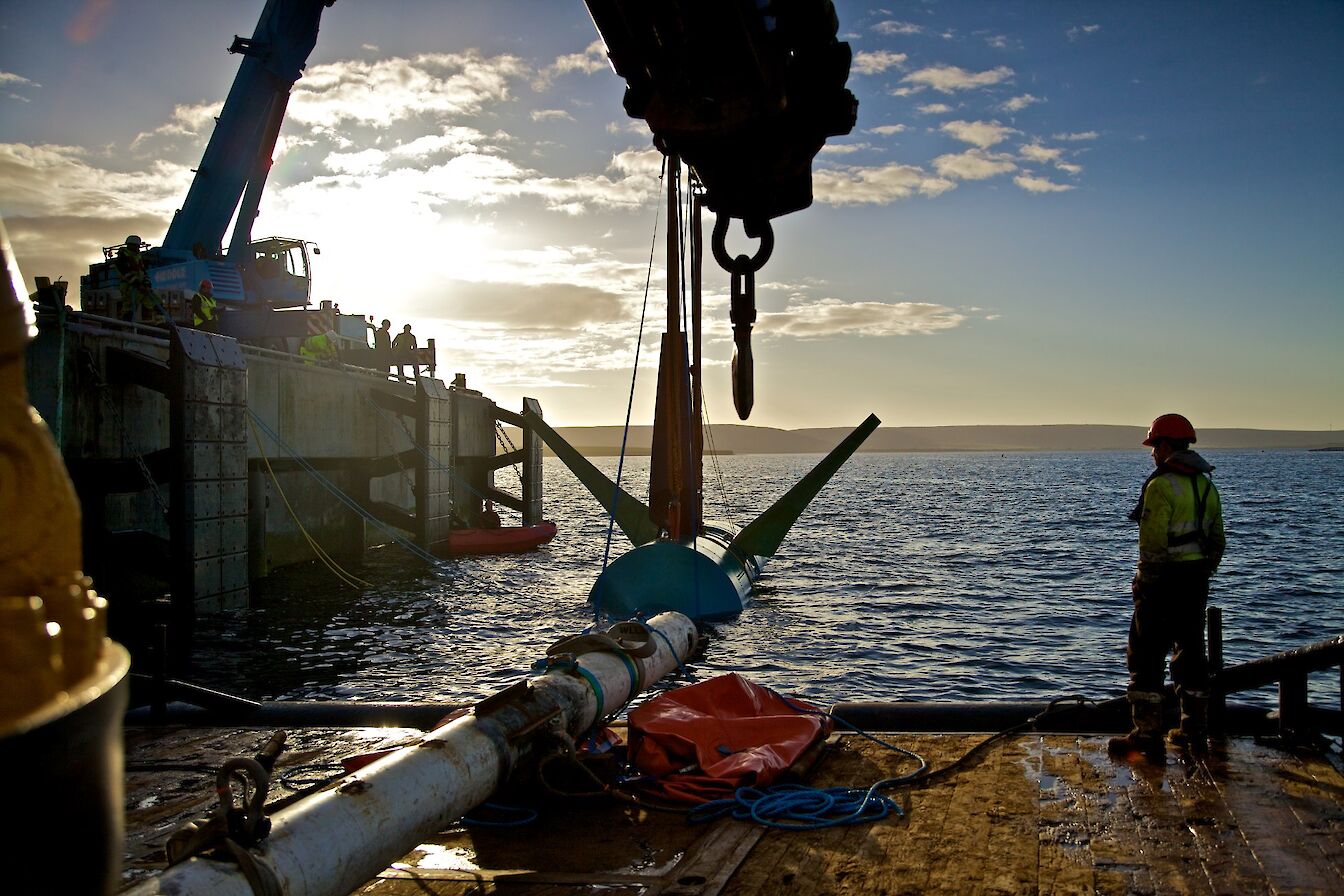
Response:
[114,235,156,321]
[191,278,217,331]
[1109,413,1225,758]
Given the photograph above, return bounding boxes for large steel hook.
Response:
[711,214,773,420]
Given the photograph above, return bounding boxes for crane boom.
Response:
[162,0,332,260]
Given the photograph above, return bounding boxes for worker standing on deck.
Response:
[370,318,393,375]
[392,324,418,379]
[1109,413,1225,758]
[191,279,217,331]
[114,235,156,321]
[299,329,341,365]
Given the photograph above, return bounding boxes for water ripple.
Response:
[192,450,1344,709]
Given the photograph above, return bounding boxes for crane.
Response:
[81,0,335,319]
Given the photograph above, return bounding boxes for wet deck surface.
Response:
[123,728,1344,895]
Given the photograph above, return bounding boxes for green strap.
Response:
[574,665,606,718]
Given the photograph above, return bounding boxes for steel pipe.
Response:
[125,611,697,896]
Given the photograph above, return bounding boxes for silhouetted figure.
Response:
[392,324,418,379]
[370,318,393,374]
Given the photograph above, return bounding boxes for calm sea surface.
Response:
[192,450,1344,710]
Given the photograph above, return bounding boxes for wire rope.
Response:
[597,155,666,622]
[247,409,443,567]
[248,417,373,589]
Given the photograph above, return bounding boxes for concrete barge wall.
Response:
[25,313,542,616]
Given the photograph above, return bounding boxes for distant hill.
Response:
[506,423,1343,455]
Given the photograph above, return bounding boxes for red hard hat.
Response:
[1143,413,1197,446]
[199,279,213,290]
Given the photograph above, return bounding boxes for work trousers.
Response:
[1126,561,1211,695]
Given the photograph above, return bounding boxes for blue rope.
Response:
[598,155,666,623]
[687,782,900,830]
[649,626,694,682]
[672,687,926,831]
[461,802,538,828]
[247,409,444,566]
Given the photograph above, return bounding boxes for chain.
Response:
[368,393,467,527]
[365,394,417,496]
[494,421,524,485]
[83,351,171,516]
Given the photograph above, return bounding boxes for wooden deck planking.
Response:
[1208,739,1344,893]
[121,729,1344,895]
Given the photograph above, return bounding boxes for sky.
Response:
[1,1,1341,431]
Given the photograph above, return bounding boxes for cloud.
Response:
[917,103,953,115]
[418,280,627,329]
[819,143,869,155]
[2,213,164,284]
[129,101,221,150]
[873,20,923,36]
[0,142,195,283]
[1014,174,1073,193]
[530,109,574,123]
[389,127,492,159]
[0,142,192,220]
[323,148,389,175]
[1001,93,1043,113]
[759,298,967,339]
[866,124,907,136]
[0,72,39,88]
[1067,24,1102,41]
[940,120,1015,149]
[1019,143,1061,164]
[289,52,528,129]
[985,35,1015,50]
[932,149,1017,181]
[1055,161,1083,175]
[606,120,652,137]
[852,50,908,75]
[1051,131,1098,141]
[609,148,663,178]
[902,64,1014,94]
[536,40,608,88]
[813,162,956,205]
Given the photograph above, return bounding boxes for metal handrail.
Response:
[1209,607,1343,738]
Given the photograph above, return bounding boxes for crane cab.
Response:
[244,237,316,308]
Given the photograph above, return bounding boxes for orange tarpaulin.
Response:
[628,673,830,803]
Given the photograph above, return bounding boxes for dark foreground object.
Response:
[123,726,1344,894]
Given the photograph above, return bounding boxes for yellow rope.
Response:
[248,418,374,590]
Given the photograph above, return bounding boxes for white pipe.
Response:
[125,611,697,896]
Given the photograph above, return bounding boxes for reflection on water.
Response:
[192,450,1344,708]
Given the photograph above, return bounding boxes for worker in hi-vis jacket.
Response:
[1109,413,1226,759]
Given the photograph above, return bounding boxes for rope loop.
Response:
[711,213,774,275]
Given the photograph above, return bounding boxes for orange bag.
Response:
[628,673,830,803]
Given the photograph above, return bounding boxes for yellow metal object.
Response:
[0,217,110,727]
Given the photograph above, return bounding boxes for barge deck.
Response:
[121,724,1344,895]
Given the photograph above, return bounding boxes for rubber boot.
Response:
[1167,689,1209,752]
[1108,691,1165,759]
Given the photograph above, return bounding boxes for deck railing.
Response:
[1209,606,1344,740]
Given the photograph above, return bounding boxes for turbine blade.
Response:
[731,413,880,558]
[522,410,660,546]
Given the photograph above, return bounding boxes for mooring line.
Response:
[247,408,443,567]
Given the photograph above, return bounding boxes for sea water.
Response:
[192,450,1343,710]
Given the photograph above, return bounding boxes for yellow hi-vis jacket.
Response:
[192,291,217,326]
[1139,471,1225,568]
[299,333,338,362]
